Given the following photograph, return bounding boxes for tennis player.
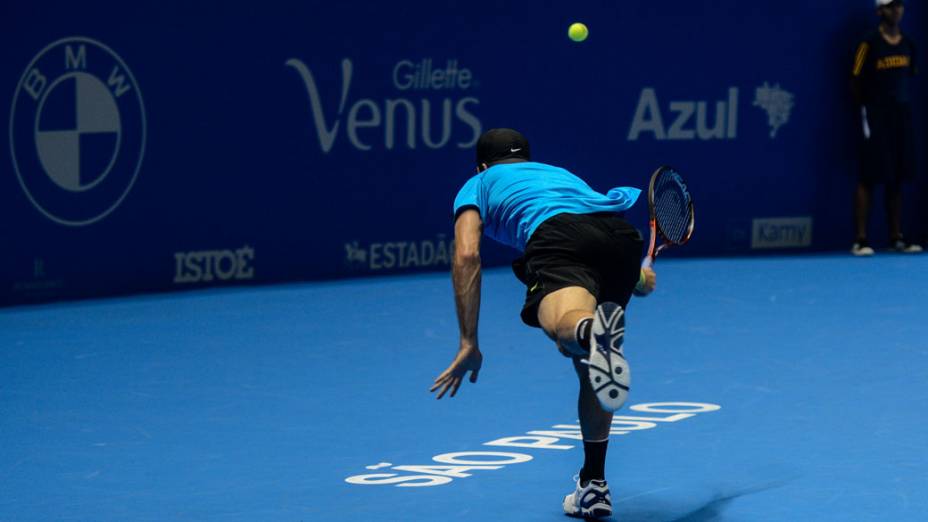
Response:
[430,128,656,519]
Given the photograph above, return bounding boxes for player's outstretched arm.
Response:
[431,209,483,399]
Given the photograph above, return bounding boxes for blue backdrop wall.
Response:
[1,0,925,305]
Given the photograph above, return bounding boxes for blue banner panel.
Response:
[1,1,924,305]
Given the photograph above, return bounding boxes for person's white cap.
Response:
[876,0,902,7]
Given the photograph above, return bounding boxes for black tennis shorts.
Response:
[860,102,916,185]
[511,212,644,328]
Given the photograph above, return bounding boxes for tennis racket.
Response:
[642,166,694,268]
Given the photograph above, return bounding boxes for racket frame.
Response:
[642,166,694,268]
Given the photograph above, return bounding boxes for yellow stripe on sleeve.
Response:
[853,42,869,76]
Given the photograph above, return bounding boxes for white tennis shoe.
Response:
[563,475,613,519]
[588,302,630,412]
[851,241,875,256]
[891,239,923,254]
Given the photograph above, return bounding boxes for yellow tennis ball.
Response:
[568,22,589,42]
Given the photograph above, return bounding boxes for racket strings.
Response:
[653,174,692,243]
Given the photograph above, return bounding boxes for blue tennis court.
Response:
[2,254,927,521]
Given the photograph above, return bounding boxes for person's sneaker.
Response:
[588,302,630,412]
[563,476,612,519]
[890,239,923,254]
[851,240,875,257]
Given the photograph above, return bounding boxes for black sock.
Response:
[579,439,608,484]
[576,318,593,351]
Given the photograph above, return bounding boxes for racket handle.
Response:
[641,256,654,269]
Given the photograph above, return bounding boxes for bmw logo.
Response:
[9,37,146,226]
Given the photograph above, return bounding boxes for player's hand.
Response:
[430,342,482,399]
[634,267,657,296]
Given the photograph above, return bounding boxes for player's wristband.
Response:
[633,269,648,296]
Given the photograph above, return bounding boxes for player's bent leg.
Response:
[588,302,630,412]
[537,286,596,357]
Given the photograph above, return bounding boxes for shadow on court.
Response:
[619,479,792,522]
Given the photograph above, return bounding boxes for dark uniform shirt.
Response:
[851,30,918,183]
[852,30,917,106]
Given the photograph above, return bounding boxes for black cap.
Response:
[475,128,530,166]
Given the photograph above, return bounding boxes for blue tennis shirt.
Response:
[453,161,641,251]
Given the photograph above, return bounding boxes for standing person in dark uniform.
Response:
[851,0,923,256]
[430,129,656,520]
